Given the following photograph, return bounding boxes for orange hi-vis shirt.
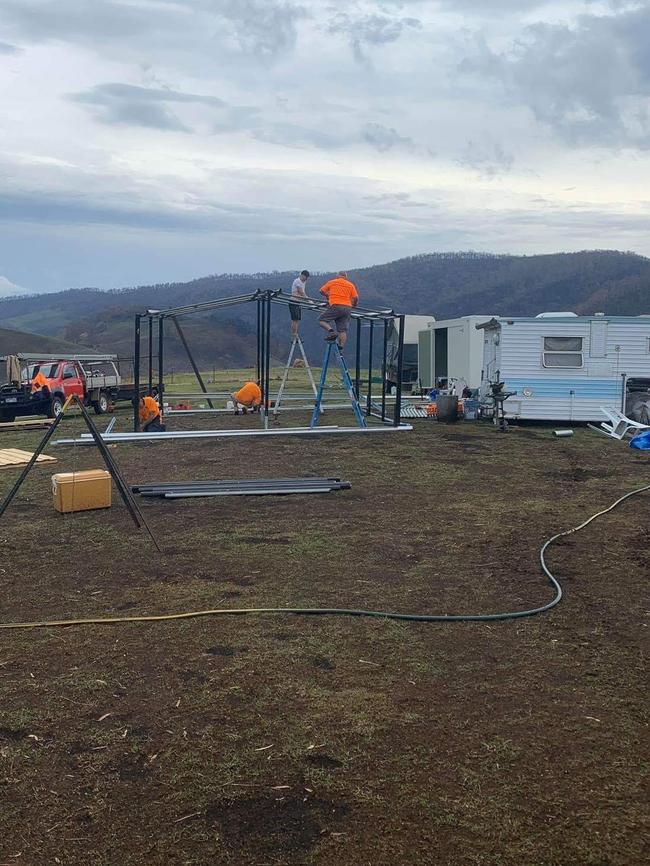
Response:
[320,277,359,307]
[235,382,262,406]
[139,395,161,425]
[31,371,49,393]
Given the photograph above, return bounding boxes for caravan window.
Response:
[542,336,583,368]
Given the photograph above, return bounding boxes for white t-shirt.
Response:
[291,277,306,298]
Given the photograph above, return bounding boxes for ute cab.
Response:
[0,355,121,421]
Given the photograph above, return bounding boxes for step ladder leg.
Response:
[297,337,319,400]
[273,339,298,415]
[310,343,333,428]
[334,347,367,428]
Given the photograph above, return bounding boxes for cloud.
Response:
[361,122,415,152]
[0,0,308,60]
[457,139,515,177]
[0,40,20,54]
[0,275,30,297]
[326,10,421,62]
[69,83,226,131]
[460,4,650,148]
[210,0,309,58]
[0,0,155,43]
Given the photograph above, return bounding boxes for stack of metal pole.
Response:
[132,477,352,499]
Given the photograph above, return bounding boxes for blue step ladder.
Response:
[310,341,367,429]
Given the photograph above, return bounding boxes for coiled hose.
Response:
[1,483,648,630]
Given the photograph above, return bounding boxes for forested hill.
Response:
[0,250,648,367]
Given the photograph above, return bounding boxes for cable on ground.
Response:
[1,484,648,631]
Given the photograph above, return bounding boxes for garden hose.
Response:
[1,483,648,631]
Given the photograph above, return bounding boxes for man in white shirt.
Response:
[289,270,310,338]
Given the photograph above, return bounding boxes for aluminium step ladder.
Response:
[273,336,318,417]
[310,341,367,429]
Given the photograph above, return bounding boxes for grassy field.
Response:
[0,408,648,865]
[163,366,382,402]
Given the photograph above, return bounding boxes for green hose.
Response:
[1,484,647,630]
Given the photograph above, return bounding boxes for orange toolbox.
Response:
[52,470,112,514]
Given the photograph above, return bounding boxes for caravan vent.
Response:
[535,312,578,318]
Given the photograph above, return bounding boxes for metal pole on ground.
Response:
[172,316,214,409]
[393,314,405,426]
[366,320,374,416]
[133,314,141,431]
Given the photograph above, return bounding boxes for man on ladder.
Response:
[311,272,366,428]
[289,270,310,339]
[318,271,358,350]
[274,269,318,417]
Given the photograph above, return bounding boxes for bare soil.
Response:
[0,412,648,865]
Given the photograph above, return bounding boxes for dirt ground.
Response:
[0,410,648,866]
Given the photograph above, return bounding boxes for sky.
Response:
[0,0,649,295]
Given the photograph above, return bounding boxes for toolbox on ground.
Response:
[52,469,112,513]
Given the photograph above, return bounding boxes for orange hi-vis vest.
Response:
[235,382,262,406]
[320,277,359,307]
[31,371,49,393]
[139,396,161,426]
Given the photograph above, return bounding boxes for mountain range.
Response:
[0,250,648,368]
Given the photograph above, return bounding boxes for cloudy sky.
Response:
[0,0,649,295]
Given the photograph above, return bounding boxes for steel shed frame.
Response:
[132,289,405,431]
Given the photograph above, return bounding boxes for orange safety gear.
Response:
[319,277,359,307]
[234,382,262,406]
[31,371,49,393]
[139,395,161,426]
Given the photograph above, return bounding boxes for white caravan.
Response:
[477,314,650,421]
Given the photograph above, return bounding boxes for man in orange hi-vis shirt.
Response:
[139,393,165,432]
[318,271,359,350]
[231,381,262,414]
[30,367,49,394]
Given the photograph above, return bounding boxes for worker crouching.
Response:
[231,381,262,415]
[139,393,166,432]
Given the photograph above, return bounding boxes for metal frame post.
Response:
[133,314,141,431]
[158,316,164,407]
[263,291,272,429]
[147,315,153,394]
[354,318,361,400]
[366,320,374,416]
[393,314,405,426]
[256,297,262,383]
[381,319,388,422]
[172,316,214,409]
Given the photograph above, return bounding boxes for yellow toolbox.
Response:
[52,469,112,514]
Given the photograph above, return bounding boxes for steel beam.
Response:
[171,316,214,409]
[55,424,413,446]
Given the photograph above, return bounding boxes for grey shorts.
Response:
[289,303,302,321]
[319,304,352,332]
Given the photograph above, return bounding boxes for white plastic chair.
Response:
[590,407,650,440]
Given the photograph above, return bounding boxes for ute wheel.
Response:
[49,396,64,418]
[93,392,109,415]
